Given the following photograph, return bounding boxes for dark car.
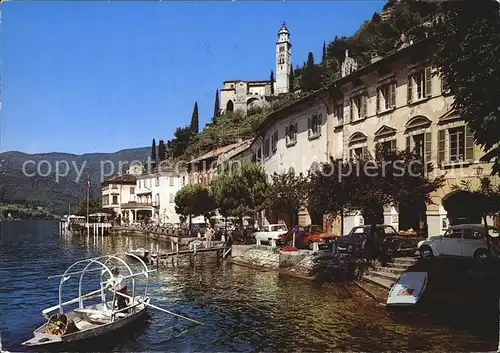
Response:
[336,224,412,255]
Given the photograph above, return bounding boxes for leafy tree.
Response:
[449,177,500,226]
[343,145,444,225]
[190,102,199,134]
[151,138,157,164]
[167,126,196,159]
[270,70,275,94]
[266,171,309,226]
[309,159,349,222]
[75,194,107,216]
[433,0,500,175]
[213,89,220,122]
[310,146,445,246]
[211,162,269,225]
[158,140,166,161]
[174,184,215,233]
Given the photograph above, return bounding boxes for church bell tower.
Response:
[275,21,291,94]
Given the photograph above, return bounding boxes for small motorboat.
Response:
[386,271,427,307]
[125,248,149,261]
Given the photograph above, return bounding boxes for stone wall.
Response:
[231,245,319,277]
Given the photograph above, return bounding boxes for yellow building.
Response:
[327,38,498,236]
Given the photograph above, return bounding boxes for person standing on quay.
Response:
[205,225,214,248]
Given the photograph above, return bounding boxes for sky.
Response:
[2,1,385,155]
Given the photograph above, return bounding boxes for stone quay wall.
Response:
[230,245,320,278]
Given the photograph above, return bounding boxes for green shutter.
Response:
[285,126,289,145]
[407,76,413,103]
[425,67,432,97]
[362,94,367,117]
[349,99,353,122]
[390,82,397,108]
[465,126,474,161]
[406,136,411,152]
[438,130,446,164]
[376,89,380,113]
[307,117,312,137]
[391,139,397,152]
[425,132,432,162]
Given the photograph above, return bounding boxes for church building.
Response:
[219,22,292,115]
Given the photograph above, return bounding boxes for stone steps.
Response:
[393,257,418,267]
[368,269,401,282]
[373,266,408,275]
[361,274,394,291]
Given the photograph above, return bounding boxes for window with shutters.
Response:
[263,138,270,158]
[256,148,262,163]
[377,82,396,113]
[407,67,432,103]
[406,132,432,161]
[349,146,368,160]
[437,126,474,165]
[271,131,278,152]
[381,139,397,154]
[308,114,321,139]
[285,122,298,146]
[350,93,367,121]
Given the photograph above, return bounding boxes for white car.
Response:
[417,224,499,261]
[253,224,288,244]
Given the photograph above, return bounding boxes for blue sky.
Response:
[2,1,384,155]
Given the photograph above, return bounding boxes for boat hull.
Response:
[22,298,149,347]
[386,271,427,307]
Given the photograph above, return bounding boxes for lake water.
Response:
[0,220,497,352]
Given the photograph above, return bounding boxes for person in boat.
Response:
[106,267,129,312]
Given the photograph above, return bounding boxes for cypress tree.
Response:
[289,63,294,92]
[151,138,157,162]
[158,140,166,161]
[213,89,220,119]
[190,102,199,134]
[270,70,275,94]
[322,41,327,65]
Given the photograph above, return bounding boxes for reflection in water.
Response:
[0,221,496,352]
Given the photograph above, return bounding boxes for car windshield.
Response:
[271,225,287,231]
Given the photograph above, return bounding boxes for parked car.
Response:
[417,224,500,262]
[335,224,417,254]
[282,225,337,249]
[253,224,288,244]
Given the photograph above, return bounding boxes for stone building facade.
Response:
[327,38,498,237]
[241,37,498,236]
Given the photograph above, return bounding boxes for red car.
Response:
[281,225,337,249]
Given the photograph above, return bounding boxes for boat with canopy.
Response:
[22,253,202,347]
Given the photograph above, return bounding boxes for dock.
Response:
[147,239,231,266]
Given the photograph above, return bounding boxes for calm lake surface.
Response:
[0,220,497,352]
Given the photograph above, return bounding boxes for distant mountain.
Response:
[0,147,149,214]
